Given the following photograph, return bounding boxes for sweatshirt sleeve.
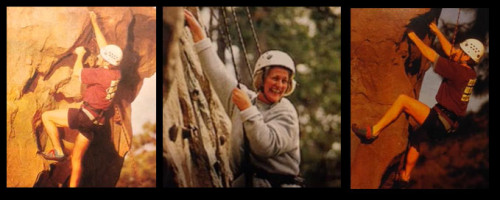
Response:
[194,38,238,111]
[240,103,299,158]
[434,56,461,81]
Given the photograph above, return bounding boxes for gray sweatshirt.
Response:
[194,38,300,186]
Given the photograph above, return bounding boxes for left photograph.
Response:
[6,7,156,187]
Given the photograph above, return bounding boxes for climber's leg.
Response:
[401,145,419,182]
[41,109,69,157]
[372,94,430,137]
[69,132,92,187]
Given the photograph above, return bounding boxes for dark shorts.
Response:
[68,108,101,139]
[408,107,448,151]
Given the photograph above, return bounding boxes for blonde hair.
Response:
[253,66,296,96]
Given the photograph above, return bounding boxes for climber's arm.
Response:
[184,9,206,43]
[90,11,108,49]
[187,9,239,112]
[408,31,439,63]
[72,47,86,79]
[429,22,459,57]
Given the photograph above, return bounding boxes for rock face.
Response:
[7,7,156,187]
[163,7,233,187]
[350,8,441,189]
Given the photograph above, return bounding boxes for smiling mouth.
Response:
[269,88,282,95]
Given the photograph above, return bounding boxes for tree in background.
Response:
[117,122,156,187]
[204,7,341,187]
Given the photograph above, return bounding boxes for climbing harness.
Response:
[82,102,105,125]
[115,104,143,186]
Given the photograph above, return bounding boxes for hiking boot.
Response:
[351,124,378,144]
[39,149,66,162]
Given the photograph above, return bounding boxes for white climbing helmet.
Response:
[254,50,295,74]
[100,44,123,66]
[460,38,484,63]
[253,50,296,96]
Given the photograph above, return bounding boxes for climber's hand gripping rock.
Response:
[184,9,206,43]
[74,46,86,57]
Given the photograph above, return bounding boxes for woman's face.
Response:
[261,66,290,104]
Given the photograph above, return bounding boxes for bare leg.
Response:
[369,94,430,184]
[372,94,431,137]
[401,146,419,181]
[69,133,92,187]
[42,109,70,155]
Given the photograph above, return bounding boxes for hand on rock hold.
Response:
[407,31,418,42]
[184,9,206,43]
[429,22,439,34]
[74,46,86,56]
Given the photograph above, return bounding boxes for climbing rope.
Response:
[220,7,241,86]
[219,7,259,187]
[245,7,262,56]
[117,104,143,186]
[127,136,143,186]
[231,7,253,76]
[207,8,214,40]
[449,8,461,59]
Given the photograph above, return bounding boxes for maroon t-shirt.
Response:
[81,68,121,110]
[434,56,477,117]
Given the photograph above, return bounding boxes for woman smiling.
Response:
[185,9,302,187]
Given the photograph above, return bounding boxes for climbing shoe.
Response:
[351,124,377,143]
[393,171,411,189]
[39,149,66,162]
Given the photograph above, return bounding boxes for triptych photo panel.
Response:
[5,6,489,190]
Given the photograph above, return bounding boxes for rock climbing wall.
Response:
[350,8,441,189]
[163,7,233,187]
[6,7,156,187]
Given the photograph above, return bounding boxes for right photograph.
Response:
[350,8,489,189]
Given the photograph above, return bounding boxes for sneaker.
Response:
[351,124,378,143]
[39,149,66,162]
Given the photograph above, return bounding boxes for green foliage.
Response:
[207,7,341,187]
[116,121,156,187]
